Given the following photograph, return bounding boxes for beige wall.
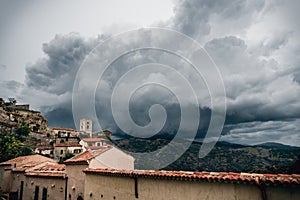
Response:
[84,173,300,200]
[265,186,300,200]
[91,147,134,170]
[0,167,13,193]
[66,164,88,200]
[85,174,135,199]
[24,176,66,200]
[10,172,26,194]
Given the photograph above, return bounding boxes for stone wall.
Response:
[23,176,67,200]
[84,173,300,200]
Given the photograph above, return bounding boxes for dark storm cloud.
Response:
[22,33,105,128]
[204,36,300,125]
[26,33,100,95]
[11,0,300,146]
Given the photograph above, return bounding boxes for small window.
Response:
[60,150,64,155]
[42,187,47,200]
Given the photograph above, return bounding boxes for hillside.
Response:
[114,137,300,173]
[0,98,48,134]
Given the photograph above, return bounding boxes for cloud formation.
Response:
[2,0,300,146]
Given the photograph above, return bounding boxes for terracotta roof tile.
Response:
[64,147,112,164]
[83,168,300,186]
[64,151,93,164]
[25,162,66,178]
[0,155,56,171]
[82,138,106,142]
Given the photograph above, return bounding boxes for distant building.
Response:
[34,146,54,158]
[79,119,92,136]
[50,127,80,138]
[53,129,82,160]
[80,138,108,151]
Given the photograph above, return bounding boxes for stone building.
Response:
[24,162,67,200]
[53,129,82,160]
[50,127,80,138]
[0,155,57,199]
[34,146,54,158]
[80,138,108,151]
[64,146,135,200]
[80,119,92,136]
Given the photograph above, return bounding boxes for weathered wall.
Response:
[84,173,300,200]
[10,172,26,193]
[23,176,66,200]
[85,174,136,199]
[265,186,300,200]
[0,167,13,193]
[66,164,88,200]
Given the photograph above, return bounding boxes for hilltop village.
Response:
[0,98,115,162]
[0,99,300,200]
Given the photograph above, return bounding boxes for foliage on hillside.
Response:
[114,138,300,174]
[0,124,32,162]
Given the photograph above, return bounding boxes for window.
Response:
[60,150,64,155]
[34,186,39,200]
[20,181,24,200]
[74,149,81,154]
[42,187,47,200]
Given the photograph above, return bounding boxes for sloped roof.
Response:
[83,168,300,186]
[0,154,56,171]
[64,151,93,165]
[64,147,111,165]
[25,162,66,178]
[82,138,106,142]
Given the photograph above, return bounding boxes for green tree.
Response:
[15,124,30,142]
[59,152,74,163]
[0,133,24,162]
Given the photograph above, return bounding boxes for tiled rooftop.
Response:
[82,138,106,142]
[0,155,56,171]
[64,147,111,164]
[83,168,300,186]
[64,151,93,164]
[26,162,66,178]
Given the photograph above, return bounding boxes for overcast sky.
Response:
[1,0,300,146]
